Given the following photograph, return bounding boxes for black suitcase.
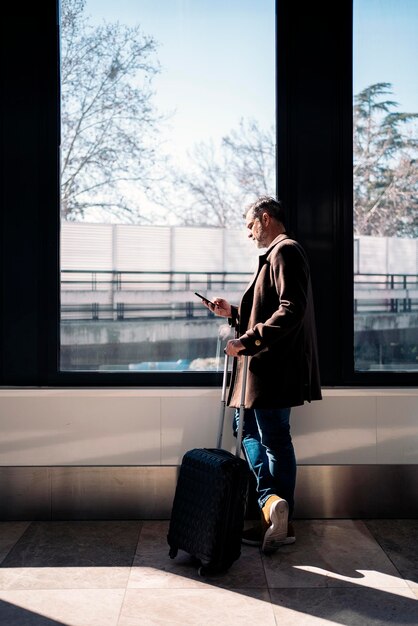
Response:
[167,355,249,576]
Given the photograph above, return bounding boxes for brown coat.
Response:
[227,234,322,409]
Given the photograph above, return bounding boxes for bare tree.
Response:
[354,82,418,237]
[166,119,276,227]
[166,141,239,227]
[222,119,276,199]
[61,0,162,222]
[168,83,418,236]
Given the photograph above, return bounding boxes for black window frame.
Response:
[1,0,417,387]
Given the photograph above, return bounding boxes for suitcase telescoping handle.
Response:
[216,354,249,458]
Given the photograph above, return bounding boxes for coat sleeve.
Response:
[239,244,309,355]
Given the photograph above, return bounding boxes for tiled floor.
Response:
[0,519,417,625]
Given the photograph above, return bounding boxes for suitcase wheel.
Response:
[198,563,230,577]
[169,547,178,559]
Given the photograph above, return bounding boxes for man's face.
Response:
[245,210,269,248]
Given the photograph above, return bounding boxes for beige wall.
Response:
[0,388,417,466]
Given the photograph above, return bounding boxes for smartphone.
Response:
[194,291,215,306]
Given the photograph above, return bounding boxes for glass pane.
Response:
[353,0,418,372]
[60,0,276,372]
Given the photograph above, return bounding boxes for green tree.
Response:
[353,82,418,237]
[61,0,162,222]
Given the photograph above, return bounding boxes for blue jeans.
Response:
[234,407,296,517]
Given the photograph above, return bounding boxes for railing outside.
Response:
[61,270,418,320]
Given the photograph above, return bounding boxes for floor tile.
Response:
[0,522,30,563]
[128,520,266,589]
[118,588,275,626]
[262,520,409,589]
[0,518,416,625]
[0,565,132,591]
[269,587,418,626]
[1,521,141,567]
[0,589,125,626]
[0,521,141,590]
[365,520,418,590]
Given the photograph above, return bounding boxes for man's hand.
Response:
[224,339,245,356]
[205,297,232,318]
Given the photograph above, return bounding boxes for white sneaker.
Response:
[262,497,289,554]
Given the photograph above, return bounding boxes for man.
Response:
[203,196,321,554]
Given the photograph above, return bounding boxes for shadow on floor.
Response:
[0,600,67,626]
[0,519,417,626]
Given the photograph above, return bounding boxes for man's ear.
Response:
[261,211,270,225]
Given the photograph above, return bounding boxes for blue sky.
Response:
[79,0,416,223]
[85,0,417,154]
[85,0,276,160]
[353,0,418,111]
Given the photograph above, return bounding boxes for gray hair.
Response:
[245,196,287,227]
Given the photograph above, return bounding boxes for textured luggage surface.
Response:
[167,355,249,575]
[167,447,249,574]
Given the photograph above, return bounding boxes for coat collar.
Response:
[242,232,292,301]
[259,233,291,261]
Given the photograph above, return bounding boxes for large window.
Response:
[4,1,418,387]
[353,0,418,372]
[59,0,276,372]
